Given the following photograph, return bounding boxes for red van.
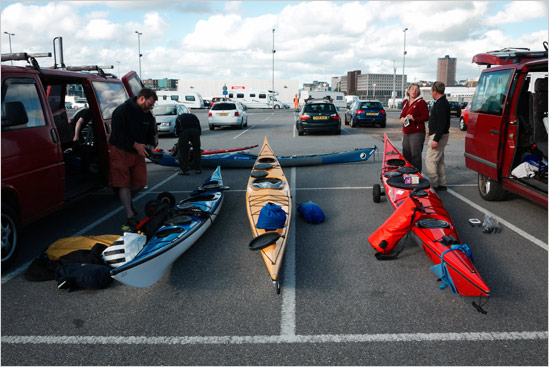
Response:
[1,52,144,268]
[464,45,548,206]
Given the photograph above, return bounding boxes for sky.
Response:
[1,1,548,87]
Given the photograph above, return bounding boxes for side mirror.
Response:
[2,101,29,128]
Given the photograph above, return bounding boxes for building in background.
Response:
[437,55,457,86]
[336,70,407,103]
[303,81,330,91]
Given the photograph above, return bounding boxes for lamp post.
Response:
[135,31,142,78]
[4,32,14,65]
[116,61,120,77]
[272,28,276,107]
[402,27,408,100]
[372,83,376,99]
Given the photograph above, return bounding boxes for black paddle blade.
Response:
[248,232,280,251]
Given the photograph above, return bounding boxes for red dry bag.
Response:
[368,195,423,254]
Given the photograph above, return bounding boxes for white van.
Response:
[300,91,346,109]
[157,91,205,109]
[227,89,284,109]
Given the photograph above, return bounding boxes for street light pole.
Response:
[135,31,142,79]
[373,83,376,99]
[116,61,121,77]
[4,32,14,65]
[402,27,408,100]
[272,28,276,107]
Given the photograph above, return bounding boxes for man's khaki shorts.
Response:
[109,146,147,188]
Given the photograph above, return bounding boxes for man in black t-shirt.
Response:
[71,108,92,142]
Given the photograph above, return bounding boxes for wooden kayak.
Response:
[371,133,490,299]
[110,166,227,287]
[245,137,292,293]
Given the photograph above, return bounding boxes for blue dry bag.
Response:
[257,202,287,230]
[297,201,325,224]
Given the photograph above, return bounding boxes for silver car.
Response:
[208,101,248,130]
[153,104,190,136]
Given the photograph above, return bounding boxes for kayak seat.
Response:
[417,218,450,229]
[252,177,285,189]
[386,176,430,190]
[254,163,274,170]
[251,170,269,178]
[384,171,402,178]
[183,194,217,202]
[164,215,193,226]
[154,227,184,238]
[397,166,419,174]
[258,157,277,164]
[386,158,406,167]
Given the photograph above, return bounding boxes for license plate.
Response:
[366,112,378,116]
[313,116,328,120]
[217,113,229,116]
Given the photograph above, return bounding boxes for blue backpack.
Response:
[297,201,325,224]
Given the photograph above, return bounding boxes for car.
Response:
[465,45,548,206]
[295,98,341,136]
[153,103,190,136]
[203,99,211,108]
[1,51,144,268]
[65,101,73,109]
[459,103,471,131]
[73,97,88,109]
[208,101,248,130]
[211,97,227,105]
[448,101,462,117]
[344,99,386,128]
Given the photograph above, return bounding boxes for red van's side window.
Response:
[470,69,513,116]
[1,78,46,130]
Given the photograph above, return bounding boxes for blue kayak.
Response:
[110,166,227,287]
[152,147,377,168]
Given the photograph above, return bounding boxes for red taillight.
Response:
[380,110,386,115]
[332,113,340,120]
[234,112,240,116]
[356,109,364,114]
[209,112,212,117]
[300,114,310,121]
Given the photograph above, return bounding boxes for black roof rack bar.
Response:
[1,52,52,62]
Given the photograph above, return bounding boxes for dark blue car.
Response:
[344,100,386,128]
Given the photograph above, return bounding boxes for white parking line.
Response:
[1,172,179,284]
[448,188,548,251]
[233,125,255,139]
[3,331,546,346]
[280,167,297,336]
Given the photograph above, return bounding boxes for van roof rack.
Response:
[1,52,52,71]
[473,42,548,67]
[66,65,114,78]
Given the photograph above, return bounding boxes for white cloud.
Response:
[485,1,549,26]
[1,1,547,84]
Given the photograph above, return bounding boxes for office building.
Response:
[437,55,457,86]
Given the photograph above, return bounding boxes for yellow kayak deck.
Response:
[246,137,292,283]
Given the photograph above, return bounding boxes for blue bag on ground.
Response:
[257,202,287,230]
[297,201,325,224]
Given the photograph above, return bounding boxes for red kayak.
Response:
[371,133,490,298]
[153,144,259,156]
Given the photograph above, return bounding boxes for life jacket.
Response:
[46,235,119,261]
[368,195,423,254]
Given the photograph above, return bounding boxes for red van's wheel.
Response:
[1,204,19,270]
[478,173,506,201]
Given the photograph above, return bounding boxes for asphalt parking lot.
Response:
[2,109,547,365]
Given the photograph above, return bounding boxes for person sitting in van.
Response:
[175,112,202,175]
[71,107,92,143]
